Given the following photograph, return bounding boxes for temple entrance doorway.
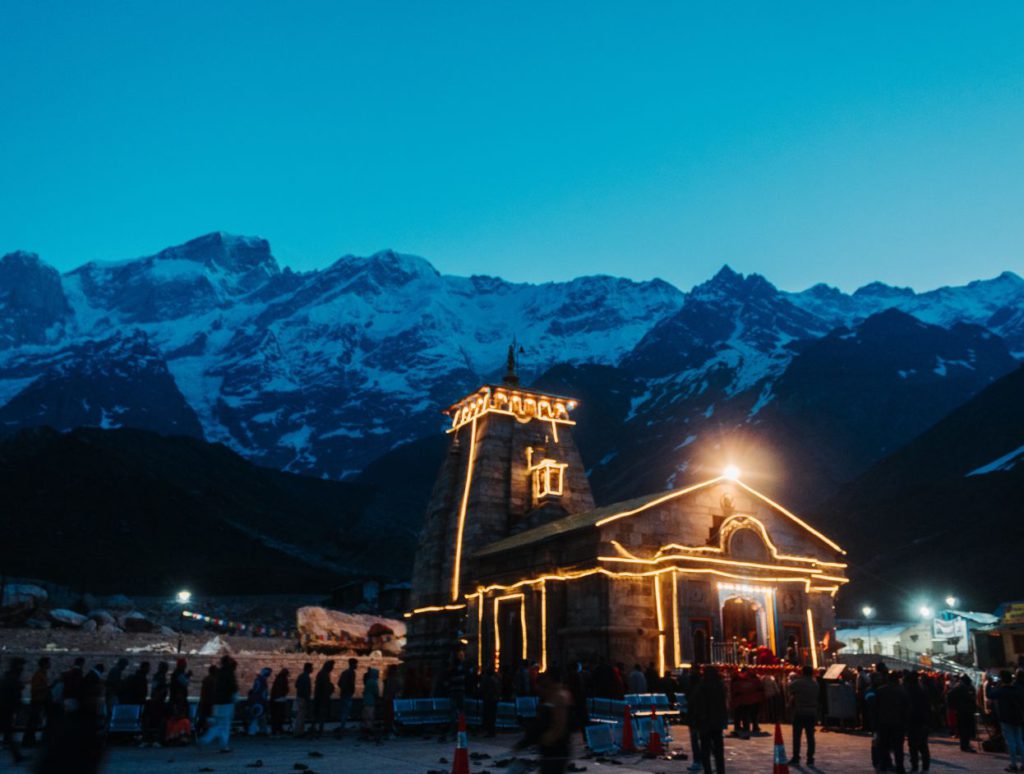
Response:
[716,583,776,657]
[494,595,525,669]
[722,597,761,644]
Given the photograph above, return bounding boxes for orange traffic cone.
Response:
[620,703,637,753]
[772,722,789,774]
[645,704,664,756]
[451,711,470,774]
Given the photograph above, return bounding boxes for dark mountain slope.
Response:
[0,426,396,595]
[819,365,1024,616]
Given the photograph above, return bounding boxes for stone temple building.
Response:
[406,365,848,681]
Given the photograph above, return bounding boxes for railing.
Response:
[710,640,825,667]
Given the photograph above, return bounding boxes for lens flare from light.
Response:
[723,464,741,481]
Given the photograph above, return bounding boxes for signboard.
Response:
[1001,602,1024,625]
[823,663,846,680]
[933,617,968,641]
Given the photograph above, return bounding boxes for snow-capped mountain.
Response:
[0,233,684,476]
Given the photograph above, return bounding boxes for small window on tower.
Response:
[531,458,566,502]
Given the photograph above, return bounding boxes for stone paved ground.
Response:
[12,726,1014,773]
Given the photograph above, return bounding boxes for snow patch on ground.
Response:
[966,443,1024,476]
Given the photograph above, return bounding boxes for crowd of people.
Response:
[0,653,393,770]
[4,648,1024,774]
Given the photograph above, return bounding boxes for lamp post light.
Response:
[862,605,876,655]
[945,596,957,609]
[176,590,192,605]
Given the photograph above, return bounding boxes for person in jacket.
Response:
[146,661,170,745]
[24,656,51,747]
[81,663,106,719]
[683,668,703,773]
[788,666,819,767]
[992,670,1024,772]
[440,650,468,743]
[362,666,380,739]
[105,657,129,719]
[514,667,572,774]
[62,657,86,713]
[270,668,290,736]
[197,664,218,734]
[691,666,727,774]
[121,661,150,705]
[247,667,272,736]
[947,674,977,753]
[0,657,27,765]
[199,655,238,753]
[481,664,500,737]
[729,667,763,739]
[294,663,313,738]
[312,660,334,738]
[904,671,931,773]
[337,658,358,736]
[874,671,910,773]
[627,664,648,695]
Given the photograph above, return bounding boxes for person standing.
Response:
[0,657,27,765]
[165,659,192,744]
[691,666,727,774]
[105,658,129,720]
[947,675,977,753]
[246,667,272,736]
[197,664,218,734]
[875,671,910,773]
[361,666,380,739]
[515,668,572,774]
[312,660,334,738]
[440,649,468,743]
[199,655,238,753]
[146,661,170,746]
[481,664,500,737]
[788,666,819,767]
[905,671,931,773]
[121,661,150,705]
[336,658,358,736]
[684,668,704,773]
[24,656,51,747]
[293,663,313,738]
[992,670,1024,772]
[627,664,647,695]
[62,657,86,713]
[270,668,290,736]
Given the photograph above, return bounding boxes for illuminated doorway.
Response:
[716,583,776,654]
[494,594,527,669]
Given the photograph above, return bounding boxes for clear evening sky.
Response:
[2,2,1022,292]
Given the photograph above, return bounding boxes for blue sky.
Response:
[2,1,1022,292]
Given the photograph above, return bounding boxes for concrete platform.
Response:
[8,726,1016,773]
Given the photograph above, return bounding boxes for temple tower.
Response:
[405,358,593,676]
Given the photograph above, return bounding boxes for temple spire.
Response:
[503,339,520,386]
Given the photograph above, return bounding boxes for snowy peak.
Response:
[691,264,778,303]
[0,251,71,348]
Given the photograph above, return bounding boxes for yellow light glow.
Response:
[806,608,819,670]
[732,479,846,554]
[530,457,567,501]
[671,569,681,668]
[723,464,741,480]
[475,593,484,671]
[540,581,548,673]
[446,385,578,432]
[594,477,725,527]
[766,588,777,654]
[403,603,468,619]
[653,575,666,677]
[451,416,479,601]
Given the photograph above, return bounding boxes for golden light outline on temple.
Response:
[405,366,849,679]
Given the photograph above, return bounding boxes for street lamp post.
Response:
[862,605,875,655]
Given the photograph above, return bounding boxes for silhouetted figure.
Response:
[198,655,238,753]
[294,663,313,737]
[312,660,335,738]
[948,675,977,753]
[516,668,572,774]
[788,665,818,767]
[336,658,358,736]
[1,657,26,765]
[691,666,727,774]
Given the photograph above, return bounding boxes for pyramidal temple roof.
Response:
[473,476,844,558]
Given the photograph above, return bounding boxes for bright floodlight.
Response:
[176,590,192,604]
[919,605,932,618]
[862,605,875,619]
[723,464,741,480]
[945,596,957,608]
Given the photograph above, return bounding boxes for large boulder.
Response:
[118,611,156,632]
[89,610,116,626]
[49,608,88,627]
[296,607,406,655]
[0,583,48,623]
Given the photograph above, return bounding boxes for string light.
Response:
[732,479,846,554]
[540,581,548,673]
[403,603,467,619]
[446,386,577,432]
[493,593,527,668]
[806,608,819,670]
[451,416,479,601]
[653,574,666,677]
[672,569,681,668]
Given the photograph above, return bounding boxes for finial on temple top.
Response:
[503,339,520,386]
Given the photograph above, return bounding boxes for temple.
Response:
[405,368,848,683]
